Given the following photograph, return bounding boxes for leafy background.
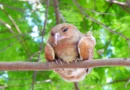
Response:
[0,0,130,90]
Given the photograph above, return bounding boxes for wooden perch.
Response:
[0,58,129,71]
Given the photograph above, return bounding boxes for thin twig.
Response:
[53,0,60,24]
[31,0,50,90]
[28,50,41,60]
[106,0,128,7]
[103,0,113,17]
[0,40,17,53]
[127,40,130,57]
[86,77,130,89]
[31,71,37,90]
[106,0,130,13]
[0,2,24,12]
[0,6,31,56]
[74,82,79,90]
[60,12,66,23]
[0,19,14,33]
[0,33,30,42]
[0,30,10,33]
[93,0,96,10]
[8,78,31,80]
[59,2,114,16]
[73,0,130,41]
[0,20,29,54]
[0,6,22,35]
[7,83,32,88]
[0,37,31,53]
[0,36,18,42]
[37,0,50,62]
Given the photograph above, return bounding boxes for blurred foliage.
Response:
[0,0,130,90]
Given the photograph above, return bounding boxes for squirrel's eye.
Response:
[51,32,54,36]
[63,28,68,32]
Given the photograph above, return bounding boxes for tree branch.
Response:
[86,77,130,89]
[31,0,50,90]
[53,0,60,24]
[0,40,17,53]
[106,0,128,7]
[103,0,113,17]
[0,58,129,71]
[0,6,31,56]
[73,0,130,41]
[60,12,66,23]
[106,0,130,13]
[74,82,79,90]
